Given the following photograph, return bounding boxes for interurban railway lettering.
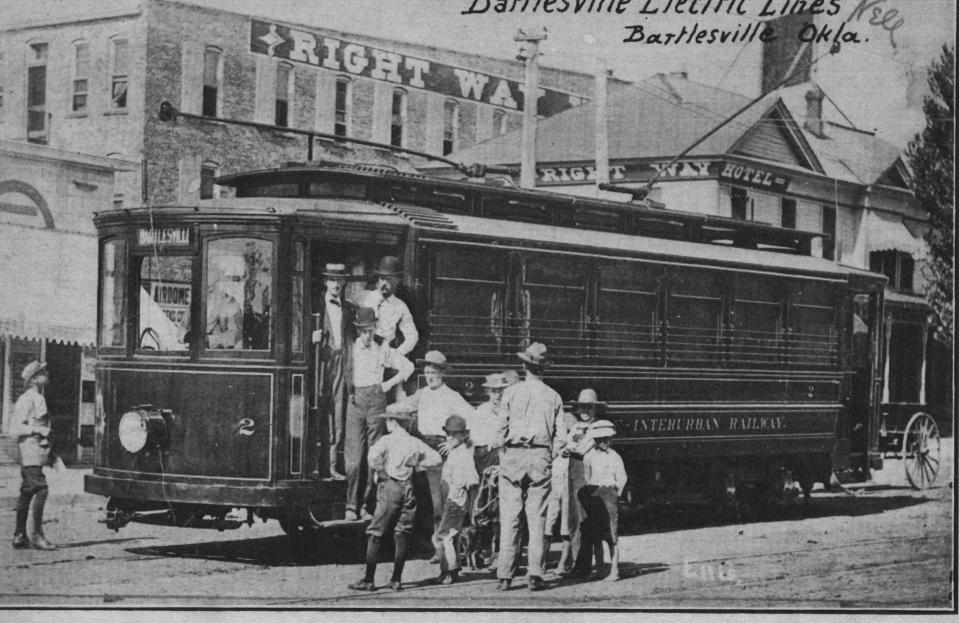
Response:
[631,415,786,434]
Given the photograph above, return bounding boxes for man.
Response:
[316,263,356,480]
[469,373,509,474]
[497,342,565,591]
[359,256,418,400]
[344,307,414,521]
[395,350,475,557]
[11,361,56,550]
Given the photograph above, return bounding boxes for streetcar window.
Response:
[205,238,272,350]
[789,281,837,366]
[99,240,127,348]
[730,276,782,366]
[596,262,659,363]
[521,254,588,358]
[666,268,722,365]
[292,241,304,354]
[138,256,193,352]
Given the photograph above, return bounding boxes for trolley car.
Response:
[85,152,937,535]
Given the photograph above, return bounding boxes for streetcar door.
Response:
[849,291,882,463]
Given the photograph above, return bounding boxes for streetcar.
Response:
[84,124,940,537]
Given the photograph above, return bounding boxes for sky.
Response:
[2,0,955,146]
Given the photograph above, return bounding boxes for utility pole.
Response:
[515,28,547,189]
[594,56,610,187]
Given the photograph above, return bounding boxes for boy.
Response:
[571,420,627,582]
[434,415,479,585]
[11,361,56,550]
[349,403,441,592]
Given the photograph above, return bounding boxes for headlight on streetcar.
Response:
[118,407,169,453]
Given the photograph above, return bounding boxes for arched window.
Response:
[443,100,459,155]
[71,40,90,113]
[390,88,407,147]
[275,63,293,127]
[334,76,352,138]
[110,37,129,110]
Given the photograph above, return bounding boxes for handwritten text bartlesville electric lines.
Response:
[461,0,846,16]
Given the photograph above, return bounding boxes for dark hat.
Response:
[421,350,448,370]
[373,255,404,277]
[572,388,607,409]
[353,307,378,328]
[481,373,508,389]
[322,263,349,279]
[443,415,468,434]
[383,402,415,421]
[21,361,47,383]
[517,342,549,366]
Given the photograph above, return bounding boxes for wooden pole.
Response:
[594,57,610,187]
[515,29,547,189]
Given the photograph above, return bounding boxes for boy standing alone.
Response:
[433,415,479,585]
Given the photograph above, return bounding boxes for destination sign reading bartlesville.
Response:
[250,19,587,116]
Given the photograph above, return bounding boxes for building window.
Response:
[869,250,914,293]
[821,205,836,260]
[493,109,508,137]
[443,100,459,155]
[202,47,221,117]
[27,42,48,144]
[781,197,796,229]
[275,63,292,127]
[110,39,128,110]
[72,42,90,113]
[730,187,749,220]
[390,88,406,147]
[200,163,218,200]
[334,76,352,138]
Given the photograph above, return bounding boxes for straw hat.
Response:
[383,402,415,421]
[322,263,349,279]
[21,361,47,383]
[517,342,549,366]
[590,420,617,439]
[421,350,448,370]
[481,373,508,389]
[572,388,607,409]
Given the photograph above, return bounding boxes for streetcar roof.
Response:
[111,198,882,282]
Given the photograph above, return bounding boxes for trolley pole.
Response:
[515,28,547,189]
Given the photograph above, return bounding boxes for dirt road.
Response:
[1,443,953,609]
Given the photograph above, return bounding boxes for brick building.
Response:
[0,0,603,206]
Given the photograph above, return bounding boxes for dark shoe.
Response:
[432,573,449,585]
[348,579,377,592]
[12,533,29,549]
[497,579,511,591]
[389,581,403,591]
[446,570,459,585]
[31,534,55,551]
[568,566,591,579]
[528,575,545,591]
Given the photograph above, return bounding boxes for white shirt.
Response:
[401,383,475,437]
[368,427,442,481]
[12,386,50,467]
[502,375,565,451]
[360,290,419,356]
[584,447,627,495]
[325,296,344,350]
[442,442,479,507]
[351,338,414,388]
[469,400,506,448]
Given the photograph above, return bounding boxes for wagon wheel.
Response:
[902,412,941,490]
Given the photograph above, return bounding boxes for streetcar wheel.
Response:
[903,412,941,490]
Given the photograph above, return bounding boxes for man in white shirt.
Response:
[344,307,414,521]
[469,372,509,474]
[316,263,355,480]
[395,350,475,551]
[11,361,56,550]
[359,255,419,356]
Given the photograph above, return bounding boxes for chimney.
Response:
[668,70,688,80]
[804,86,825,137]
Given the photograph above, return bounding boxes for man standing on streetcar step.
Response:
[497,342,565,591]
[11,361,57,550]
[360,256,418,398]
[316,263,355,480]
[344,307,414,521]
